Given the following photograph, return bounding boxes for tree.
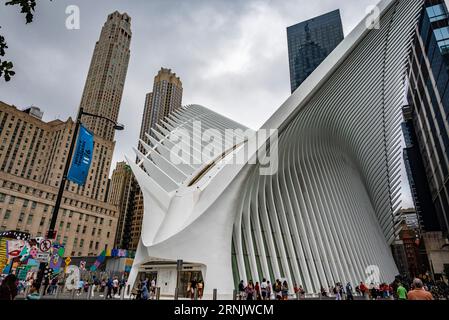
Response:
[0,0,52,81]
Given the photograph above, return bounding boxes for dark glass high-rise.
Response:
[287,9,344,93]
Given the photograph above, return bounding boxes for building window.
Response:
[23,199,29,207]
[92,228,96,236]
[4,210,11,220]
[82,226,86,234]
[89,241,93,249]
[59,221,64,228]
[18,212,25,223]
[109,220,112,227]
[27,215,33,225]
[76,225,80,233]
[0,193,5,202]
[80,239,84,248]
[40,217,45,226]
[44,205,49,212]
[63,236,68,245]
[95,242,99,250]
[73,238,78,247]
[31,201,37,209]
[427,4,449,22]
[9,196,15,204]
[107,232,110,238]
[66,222,71,230]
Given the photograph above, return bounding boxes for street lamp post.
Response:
[36,107,124,288]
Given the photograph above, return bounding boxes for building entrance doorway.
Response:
[179,270,203,298]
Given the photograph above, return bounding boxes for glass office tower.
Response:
[287,9,344,93]
[407,0,449,234]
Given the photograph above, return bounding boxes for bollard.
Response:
[126,285,130,296]
[194,288,198,300]
[174,287,179,300]
[87,286,93,300]
[297,292,300,300]
[156,287,161,300]
[39,286,45,298]
[213,289,218,300]
[24,286,30,299]
[232,289,237,301]
[120,286,125,300]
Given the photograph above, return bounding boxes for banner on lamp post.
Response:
[67,124,94,186]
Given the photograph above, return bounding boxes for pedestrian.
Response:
[359,282,368,298]
[335,283,341,300]
[274,280,282,300]
[26,284,41,300]
[119,277,126,296]
[77,279,84,296]
[141,281,149,300]
[238,280,245,300]
[261,278,268,300]
[281,281,289,300]
[266,281,272,300]
[198,280,204,299]
[397,282,407,300]
[255,282,261,300]
[113,276,119,297]
[191,278,198,299]
[407,278,433,300]
[321,286,328,297]
[245,280,255,300]
[150,278,156,300]
[106,278,113,299]
[346,283,354,300]
[0,274,18,300]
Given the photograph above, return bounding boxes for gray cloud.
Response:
[0,0,413,207]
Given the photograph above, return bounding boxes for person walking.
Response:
[397,282,408,300]
[106,278,113,299]
[112,276,119,297]
[261,278,268,300]
[238,280,245,300]
[0,274,18,300]
[141,280,149,300]
[255,282,261,300]
[266,281,272,300]
[407,278,433,300]
[245,280,255,300]
[281,281,289,300]
[346,283,354,300]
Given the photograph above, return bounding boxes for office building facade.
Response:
[287,9,344,93]
[0,102,118,256]
[407,0,449,234]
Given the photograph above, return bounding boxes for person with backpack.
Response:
[260,278,268,300]
[346,283,354,300]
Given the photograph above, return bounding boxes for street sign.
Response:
[39,239,52,252]
[36,252,50,263]
[65,257,71,266]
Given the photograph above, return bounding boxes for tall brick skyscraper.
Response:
[74,11,132,202]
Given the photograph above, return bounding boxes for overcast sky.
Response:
[0,0,413,207]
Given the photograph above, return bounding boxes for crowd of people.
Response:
[133,278,205,300]
[1,272,448,301]
[238,278,306,300]
[0,273,129,300]
[236,275,448,301]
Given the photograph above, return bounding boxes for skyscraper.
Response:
[73,11,132,202]
[139,68,183,146]
[287,9,344,93]
[123,68,183,250]
[406,0,449,234]
[107,161,133,248]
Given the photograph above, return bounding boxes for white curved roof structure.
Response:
[127,0,423,297]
